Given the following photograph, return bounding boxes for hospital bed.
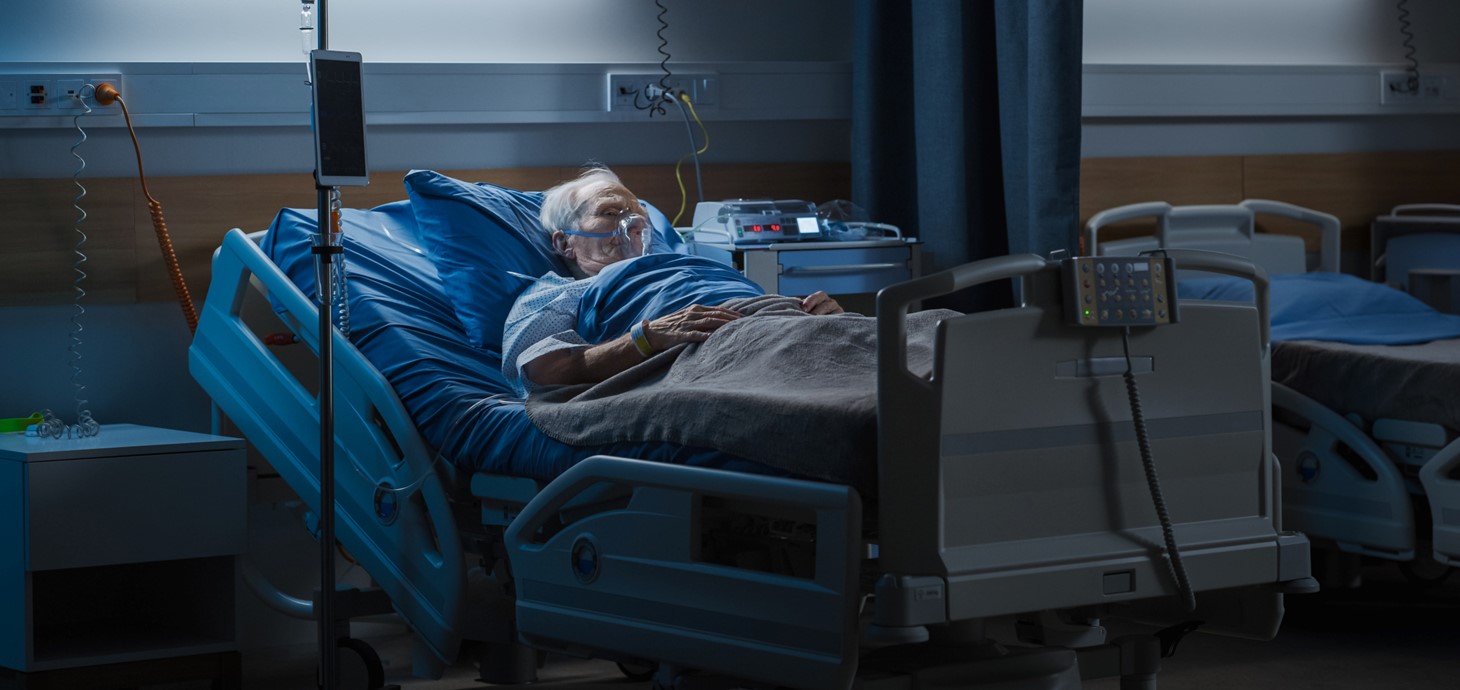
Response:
[1087,199,1460,586]
[1371,204,1460,311]
[189,171,1313,689]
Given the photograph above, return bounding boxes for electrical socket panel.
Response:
[0,73,122,115]
[1379,70,1458,106]
[606,72,719,117]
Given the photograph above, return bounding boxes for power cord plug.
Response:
[94,82,119,107]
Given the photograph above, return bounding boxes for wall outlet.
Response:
[1380,70,1458,105]
[25,80,50,108]
[1,73,121,115]
[55,79,86,109]
[606,72,718,116]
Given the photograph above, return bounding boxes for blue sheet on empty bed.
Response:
[1178,272,1460,344]
[575,254,765,343]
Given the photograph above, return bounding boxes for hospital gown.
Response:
[501,273,595,398]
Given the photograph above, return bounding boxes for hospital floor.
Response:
[236,559,1460,690]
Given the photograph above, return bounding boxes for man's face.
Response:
[555,183,649,276]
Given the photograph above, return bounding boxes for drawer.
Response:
[775,246,912,296]
[26,450,246,571]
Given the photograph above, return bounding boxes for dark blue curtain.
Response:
[852,0,1083,311]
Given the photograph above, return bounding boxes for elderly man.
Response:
[501,165,842,397]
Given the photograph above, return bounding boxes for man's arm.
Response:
[523,304,742,387]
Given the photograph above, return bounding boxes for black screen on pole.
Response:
[312,51,368,186]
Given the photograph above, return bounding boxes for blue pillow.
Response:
[406,169,687,350]
[405,170,566,350]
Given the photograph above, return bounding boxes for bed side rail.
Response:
[1418,438,1460,567]
[1240,199,1340,273]
[1390,203,1460,217]
[1271,383,1415,559]
[188,228,465,667]
[1089,199,1337,276]
[505,456,862,690]
[1084,201,1174,255]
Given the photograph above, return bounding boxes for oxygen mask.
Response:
[560,208,652,262]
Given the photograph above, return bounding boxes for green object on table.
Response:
[0,413,43,433]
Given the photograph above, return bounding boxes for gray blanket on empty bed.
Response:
[525,295,956,490]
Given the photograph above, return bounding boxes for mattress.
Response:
[1178,272,1460,431]
[1272,338,1460,430]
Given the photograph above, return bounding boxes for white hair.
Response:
[539,164,623,236]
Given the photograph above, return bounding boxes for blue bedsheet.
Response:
[576,254,765,343]
[1178,272,1460,344]
[260,200,781,482]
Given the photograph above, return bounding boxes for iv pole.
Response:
[308,1,341,688]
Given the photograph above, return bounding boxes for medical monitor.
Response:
[310,50,369,188]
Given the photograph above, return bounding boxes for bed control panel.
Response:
[1063,256,1179,327]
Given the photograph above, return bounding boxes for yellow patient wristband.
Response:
[630,320,655,358]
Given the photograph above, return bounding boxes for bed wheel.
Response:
[617,661,657,681]
[327,637,388,690]
[1399,552,1453,587]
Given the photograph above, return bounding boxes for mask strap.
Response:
[559,228,618,238]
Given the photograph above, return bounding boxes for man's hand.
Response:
[801,291,844,315]
[644,304,743,349]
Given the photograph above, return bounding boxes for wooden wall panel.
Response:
[1079,156,1245,246]
[1,162,852,309]
[440,163,854,225]
[1243,152,1460,255]
[22,152,1460,310]
[2,178,136,306]
[132,174,316,304]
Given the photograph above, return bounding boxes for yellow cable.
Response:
[673,170,688,227]
[671,92,712,226]
[685,93,709,151]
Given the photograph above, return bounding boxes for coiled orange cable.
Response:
[95,82,198,334]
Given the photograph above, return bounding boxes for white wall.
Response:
[1084,0,1460,65]
[0,1,851,64]
[0,2,854,180]
[1082,0,1460,157]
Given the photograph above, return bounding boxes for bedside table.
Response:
[689,238,923,315]
[0,423,246,688]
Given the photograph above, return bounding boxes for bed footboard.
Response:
[188,228,466,667]
[504,456,862,690]
[874,251,1312,636]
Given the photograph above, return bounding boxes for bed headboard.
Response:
[1371,204,1460,288]
[1086,199,1340,275]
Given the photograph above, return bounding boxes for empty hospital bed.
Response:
[189,171,1313,689]
[1088,199,1460,586]
[1372,204,1460,312]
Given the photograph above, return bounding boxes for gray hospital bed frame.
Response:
[1089,199,1460,580]
[191,227,1313,689]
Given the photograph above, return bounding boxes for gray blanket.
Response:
[525,295,956,490]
